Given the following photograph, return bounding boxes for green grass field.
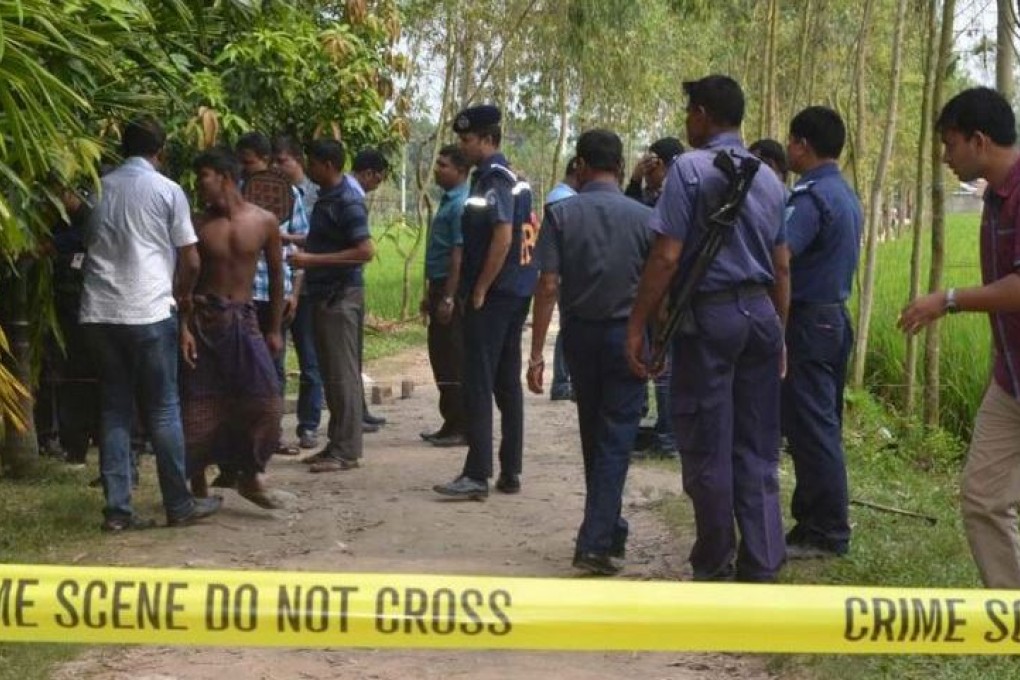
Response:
[858,213,988,442]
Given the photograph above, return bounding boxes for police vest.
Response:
[461,163,539,298]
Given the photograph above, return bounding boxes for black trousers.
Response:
[427,279,465,435]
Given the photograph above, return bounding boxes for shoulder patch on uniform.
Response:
[791,181,815,195]
[486,189,498,206]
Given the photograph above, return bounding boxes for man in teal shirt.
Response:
[420,144,470,446]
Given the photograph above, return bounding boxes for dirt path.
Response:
[53,325,771,680]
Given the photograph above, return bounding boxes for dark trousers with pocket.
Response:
[461,294,530,480]
[781,302,853,554]
[427,279,465,435]
[564,317,645,556]
[672,291,785,582]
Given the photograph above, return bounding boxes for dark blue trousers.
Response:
[781,303,853,553]
[291,294,324,437]
[563,317,645,556]
[550,331,571,397]
[672,292,785,582]
[461,294,530,480]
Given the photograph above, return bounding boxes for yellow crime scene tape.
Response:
[2,563,1020,654]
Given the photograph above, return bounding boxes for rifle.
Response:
[650,151,761,371]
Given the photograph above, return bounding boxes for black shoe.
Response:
[433,475,488,500]
[550,386,573,402]
[101,515,158,533]
[167,496,223,527]
[786,542,844,560]
[573,551,622,576]
[362,422,380,434]
[363,412,387,426]
[430,433,468,448]
[298,431,320,449]
[495,474,520,494]
[420,428,445,441]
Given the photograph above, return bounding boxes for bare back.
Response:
[195,201,281,302]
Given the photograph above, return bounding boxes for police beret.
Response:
[453,105,501,133]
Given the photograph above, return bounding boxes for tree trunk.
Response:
[997,0,1015,102]
[848,0,876,387]
[764,0,780,138]
[549,60,569,194]
[848,0,875,198]
[924,0,957,429]
[790,0,814,117]
[906,0,938,415]
[851,0,908,388]
[0,261,39,477]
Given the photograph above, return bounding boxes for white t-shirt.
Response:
[80,157,198,325]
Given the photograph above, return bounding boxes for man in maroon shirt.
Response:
[899,86,1020,588]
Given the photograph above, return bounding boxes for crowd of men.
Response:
[32,71,1020,587]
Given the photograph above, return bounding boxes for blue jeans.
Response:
[85,316,194,521]
[563,317,645,556]
[291,294,323,436]
[550,331,571,397]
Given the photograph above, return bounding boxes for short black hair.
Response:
[789,106,847,159]
[352,148,390,173]
[682,75,745,127]
[649,137,685,164]
[438,144,469,172]
[472,123,502,147]
[193,147,241,180]
[236,131,272,160]
[121,117,166,157]
[308,139,346,169]
[576,129,623,173]
[937,87,1017,146]
[272,135,304,163]
[564,156,579,177]
[749,138,788,177]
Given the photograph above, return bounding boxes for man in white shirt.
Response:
[80,117,222,531]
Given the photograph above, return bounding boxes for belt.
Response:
[692,283,768,306]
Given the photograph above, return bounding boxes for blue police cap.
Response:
[453,105,501,134]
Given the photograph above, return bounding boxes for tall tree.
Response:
[905,0,939,415]
[852,0,909,388]
[997,0,1015,101]
[924,0,957,428]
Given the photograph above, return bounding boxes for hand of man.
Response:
[288,251,309,270]
[436,297,454,325]
[265,331,284,357]
[897,291,947,336]
[630,154,652,183]
[780,341,787,380]
[625,327,650,380]
[471,288,486,310]
[283,295,298,324]
[526,357,545,394]
[180,327,198,369]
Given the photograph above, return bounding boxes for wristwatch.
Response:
[441,295,454,306]
[945,288,959,314]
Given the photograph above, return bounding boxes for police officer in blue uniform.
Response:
[626,75,791,582]
[434,105,537,500]
[782,106,863,559]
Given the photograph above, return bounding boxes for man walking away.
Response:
[528,130,653,576]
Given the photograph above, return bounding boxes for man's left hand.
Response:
[283,295,298,324]
[265,331,284,357]
[288,251,310,270]
[897,291,947,336]
[471,288,486,310]
[526,357,545,394]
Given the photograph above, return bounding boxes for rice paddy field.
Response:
[858,212,987,441]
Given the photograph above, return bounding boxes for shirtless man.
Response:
[179,148,286,508]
